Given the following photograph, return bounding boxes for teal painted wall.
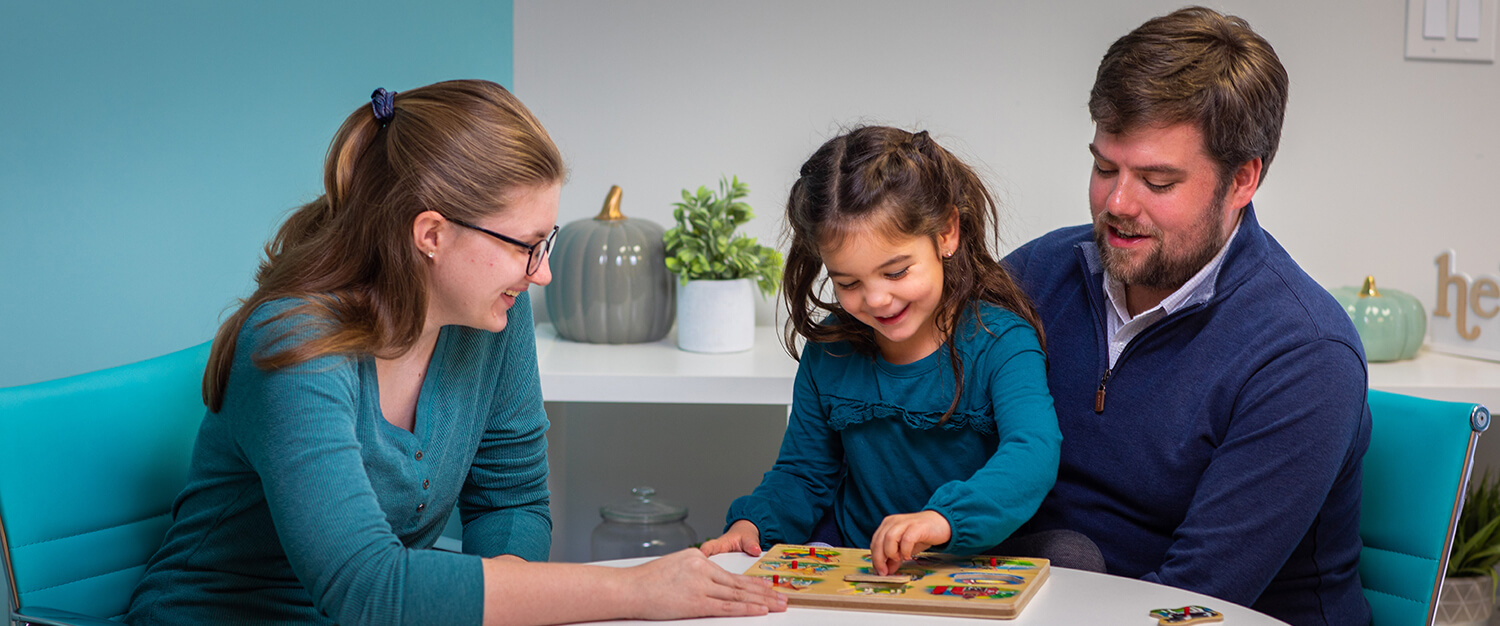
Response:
[0,1,514,387]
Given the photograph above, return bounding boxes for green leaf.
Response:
[659,174,783,286]
[1450,470,1500,577]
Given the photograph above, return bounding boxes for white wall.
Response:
[516,1,1500,561]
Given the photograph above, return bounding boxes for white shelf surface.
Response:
[534,323,799,405]
[1368,347,1500,410]
[537,326,1500,410]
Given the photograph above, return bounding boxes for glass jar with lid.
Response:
[590,486,698,561]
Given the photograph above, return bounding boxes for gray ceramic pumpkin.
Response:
[546,186,675,343]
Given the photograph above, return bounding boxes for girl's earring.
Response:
[944,251,954,259]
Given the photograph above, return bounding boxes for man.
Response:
[1003,7,1371,625]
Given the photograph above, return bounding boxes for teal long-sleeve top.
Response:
[126,293,551,626]
[726,303,1061,554]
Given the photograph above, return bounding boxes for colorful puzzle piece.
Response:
[964,556,1041,570]
[946,572,1026,586]
[1149,605,1224,625]
[777,547,838,562]
[756,574,822,591]
[928,585,1019,600]
[842,581,911,595]
[760,560,836,574]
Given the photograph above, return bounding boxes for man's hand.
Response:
[868,511,952,575]
[698,519,763,557]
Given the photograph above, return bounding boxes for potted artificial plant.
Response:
[1439,471,1500,625]
[663,175,782,353]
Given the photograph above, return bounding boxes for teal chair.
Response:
[0,343,210,626]
[1361,389,1491,625]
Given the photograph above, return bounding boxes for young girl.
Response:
[699,126,1064,575]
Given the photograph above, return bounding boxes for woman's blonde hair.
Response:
[203,79,565,411]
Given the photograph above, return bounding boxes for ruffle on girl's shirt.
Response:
[824,397,994,434]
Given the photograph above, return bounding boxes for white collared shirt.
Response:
[1102,220,1242,369]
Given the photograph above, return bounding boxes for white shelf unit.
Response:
[537,325,1500,412]
[532,327,1500,561]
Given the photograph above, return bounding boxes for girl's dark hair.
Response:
[203,79,565,412]
[782,126,1044,423]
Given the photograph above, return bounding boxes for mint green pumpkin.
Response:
[1330,276,1426,362]
[545,186,675,343]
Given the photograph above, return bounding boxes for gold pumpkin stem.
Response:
[596,185,626,221]
[1360,275,1380,298]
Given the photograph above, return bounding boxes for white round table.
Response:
[582,553,1289,625]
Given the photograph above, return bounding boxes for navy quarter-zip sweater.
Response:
[1003,205,1371,626]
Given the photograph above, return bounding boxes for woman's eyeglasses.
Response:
[445,217,559,276]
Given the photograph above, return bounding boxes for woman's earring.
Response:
[427,251,435,259]
[944,251,954,258]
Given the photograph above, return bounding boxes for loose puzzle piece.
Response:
[749,544,1050,619]
[1149,605,1224,625]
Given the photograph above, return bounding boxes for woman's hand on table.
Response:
[698,519,762,557]
[869,510,952,575]
[623,548,786,619]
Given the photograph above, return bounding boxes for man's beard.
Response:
[1094,194,1229,291]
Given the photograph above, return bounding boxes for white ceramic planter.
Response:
[676,278,755,353]
[1436,574,1494,626]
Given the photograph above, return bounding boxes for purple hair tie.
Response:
[370,88,397,126]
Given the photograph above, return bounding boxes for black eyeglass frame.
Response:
[445,216,559,276]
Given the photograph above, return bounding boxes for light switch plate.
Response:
[1407,0,1497,62]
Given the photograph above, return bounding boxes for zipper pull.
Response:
[1094,369,1111,414]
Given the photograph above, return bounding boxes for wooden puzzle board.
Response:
[748,544,1050,619]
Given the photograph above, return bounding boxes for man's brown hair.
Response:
[1090,6,1289,188]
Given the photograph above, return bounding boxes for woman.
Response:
[126,80,784,625]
